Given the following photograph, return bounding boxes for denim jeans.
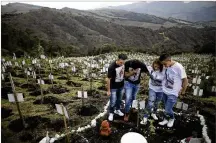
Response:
[124,81,140,114]
[109,87,124,113]
[144,89,163,118]
[163,93,177,119]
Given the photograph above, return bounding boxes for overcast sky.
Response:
[1,2,136,10]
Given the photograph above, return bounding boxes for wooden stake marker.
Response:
[8,73,27,128]
[55,103,70,143]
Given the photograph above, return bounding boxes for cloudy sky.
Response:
[1,1,136,10]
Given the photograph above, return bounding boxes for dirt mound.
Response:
[19,132,33,142]
[66,80,82,87]
[8,116,50,132]
[29,89,49,96]
[33,96,65,106]
[1,107,13,119]
[97,85,106,91]
[48,85,69,94]
[57,76,68,80]
[1,87,12,99]
[44,79,57,84]
[81,78,89,81]
[21,83,39,90]
[77,105,99,116]
[87,89,101,98]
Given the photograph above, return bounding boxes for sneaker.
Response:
[124,114,129,122]
[151,113,158,120]
[108,113,114,121]
[140,117,148,125]
[114,110,124,116]
[158,119,168,126]
[167,119,175,128]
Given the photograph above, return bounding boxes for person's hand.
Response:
[107,91,111,96]
[179,90,186,99]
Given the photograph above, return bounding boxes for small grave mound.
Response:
[30,89,49,96]
[97,85,106,91]
[57,76,68,80]
[87,89,101,98]
[66,80,82,87]
[21,83,39,90]
[1,87,12,99]
[77,105,99,116]
[1,107,13,119]
[43,79,57,84]
[33,96,65,106]
[15,73,26,78]
[8,116,50,132]
[48,85,69,94]
[47,119,66,132]
[81,78,89,81]
[19,132,34,142]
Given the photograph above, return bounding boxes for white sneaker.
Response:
[140,117,148,125]
[108,113,114,121]
[167,119,175,128]
[114,110,124,116]
[151,113,158,120]
[158,119,168,126]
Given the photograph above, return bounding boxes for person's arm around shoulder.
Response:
[124,61,136,77]
[179,64,188,97]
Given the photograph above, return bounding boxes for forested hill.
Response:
[1,3,216,57]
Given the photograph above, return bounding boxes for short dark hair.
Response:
[118,54,127,60]
[159,53,171,62]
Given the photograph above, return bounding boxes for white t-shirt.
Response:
[147,66,165,92]
[163,62,187,96]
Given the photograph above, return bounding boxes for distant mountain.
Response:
[110,1,216,22]
[1,3,215,57]
[1,2,42,14]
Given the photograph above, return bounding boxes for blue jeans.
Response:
[124,81,140,113]
[163,93,177,119]
[109,87,124,113]
[144,89,163,118]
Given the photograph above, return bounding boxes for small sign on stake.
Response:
[182,103,188,111]
[176,102,183,109]
[139,100,145,109]
[132,100,138,108]
[199,89,203,96]
[55,104,69,119]
[22,60,25,65]
[2,74,5,80]
[8,93,24,102]
[37,79,45,85]
[49,74,54,80]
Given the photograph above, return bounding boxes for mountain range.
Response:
[1,2,215,57]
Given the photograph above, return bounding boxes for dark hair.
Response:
[152,59,163,72]
[159,53,171,62]
[118,54,127,60]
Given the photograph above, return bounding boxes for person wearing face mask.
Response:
[106,54,128,121]
[158,53,188,128]
[140,59,165,125]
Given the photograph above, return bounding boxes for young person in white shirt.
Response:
[158,53,188,128]
[140,59,165,125]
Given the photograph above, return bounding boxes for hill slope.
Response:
[1,3,216,57]
[110,1,216,22]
